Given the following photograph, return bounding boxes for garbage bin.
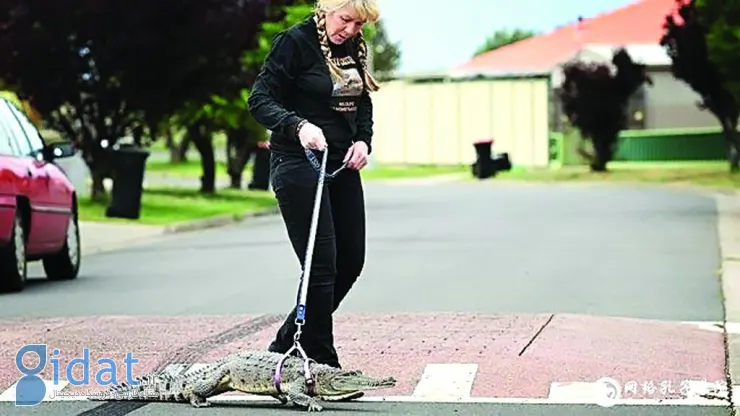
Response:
[105,146,150,220]
[471,139,495,179]
[248,145,270,191]
[471,139,512,179]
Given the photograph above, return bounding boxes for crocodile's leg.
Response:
[285,382,323,412]
[271,393,288,404]
[189,394,210,408]
[188,364,231,408]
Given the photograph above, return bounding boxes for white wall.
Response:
[643,69,719,129]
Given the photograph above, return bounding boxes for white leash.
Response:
[273,145,330,395]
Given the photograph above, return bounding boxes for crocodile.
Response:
[89,350,397,412]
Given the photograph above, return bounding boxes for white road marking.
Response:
[680,321,740,334]
[547,379,728,407]
[0,363,730,407]
[0,392,730,406]
[548,381,612,401]
[206,395,728,405]
[412,364,478,400]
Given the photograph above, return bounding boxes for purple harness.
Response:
[272,345,316,395]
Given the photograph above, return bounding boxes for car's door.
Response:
[0,99,55,251]
[0,122,25,246]
[2,100,72,244]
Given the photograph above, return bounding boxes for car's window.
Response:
[0,102,22,157]
[0,124,16,156]
[0,99,34,157]
[4,100,45,153]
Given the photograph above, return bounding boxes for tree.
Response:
[558,49,653,171]
[179,2,395,191]
[0,0,266,199]
[170,1,313,193]
[473,29,537,56]
[660,0,740,172]
[364,20,401,79]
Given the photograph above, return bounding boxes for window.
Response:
[0,126,15,156]
[4,100,44,152]
[0,102,22,156]
[0,99,33,157]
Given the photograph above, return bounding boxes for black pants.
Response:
[267,151,366,368]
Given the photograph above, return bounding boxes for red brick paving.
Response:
[0,313,725,400]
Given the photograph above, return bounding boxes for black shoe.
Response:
[267,342,283,354]
[267,340,294,355]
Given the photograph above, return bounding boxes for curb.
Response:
[372,173,468,185]
[472,177,739,193]
[162,207,281,234]
[716,193,740,411]
[79,207,280,257]
[80,238,170,257]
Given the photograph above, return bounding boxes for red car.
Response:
[0,97,80,292]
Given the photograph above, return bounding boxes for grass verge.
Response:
[146,159,230,178]
[145,159,468,180]
[362,163,468,179]
[490,162,740,190]
[77,187,278,225]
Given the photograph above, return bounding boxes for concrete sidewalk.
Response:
[715,190,740,410]
[79,222,167,256]
[77,206,281,256]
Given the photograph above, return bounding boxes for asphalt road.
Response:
[11,181,724,320]
[0,180,730,415]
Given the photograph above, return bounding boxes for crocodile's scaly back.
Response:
[90,351,279,402]
[90,350,397,411]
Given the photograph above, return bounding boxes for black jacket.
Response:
[247,16,373,161]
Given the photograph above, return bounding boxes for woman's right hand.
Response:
[297,121,327,151]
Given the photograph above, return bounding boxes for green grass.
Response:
[148,131,227,151]
[491,161,740,190]
[362,163,468,179]
[146,159,230,178]
[145,159,468,180]
[77,187,278,225]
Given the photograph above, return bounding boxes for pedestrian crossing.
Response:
[0,362,730,407]
[0,317,730,410]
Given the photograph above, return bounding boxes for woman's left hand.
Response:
[344,141,369,170]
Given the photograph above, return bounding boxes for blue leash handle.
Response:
[304,147,347,180]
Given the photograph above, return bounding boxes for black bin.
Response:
[106,146,150,219]
[248,146,270,191]
[471,139,512,179]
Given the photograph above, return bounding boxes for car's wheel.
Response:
[0,210,27,293]
[43,208,81,281]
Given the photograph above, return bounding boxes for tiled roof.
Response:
[453,0,683,75]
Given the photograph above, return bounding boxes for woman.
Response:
[247,0,380,371]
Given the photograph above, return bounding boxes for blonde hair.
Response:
[314,0,380,91]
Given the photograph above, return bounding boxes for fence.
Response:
[550,126,728,166]
[369,74,551,167]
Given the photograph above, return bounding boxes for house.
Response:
[451,0,718,131]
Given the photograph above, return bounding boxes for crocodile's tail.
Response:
[88,372,188,402]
